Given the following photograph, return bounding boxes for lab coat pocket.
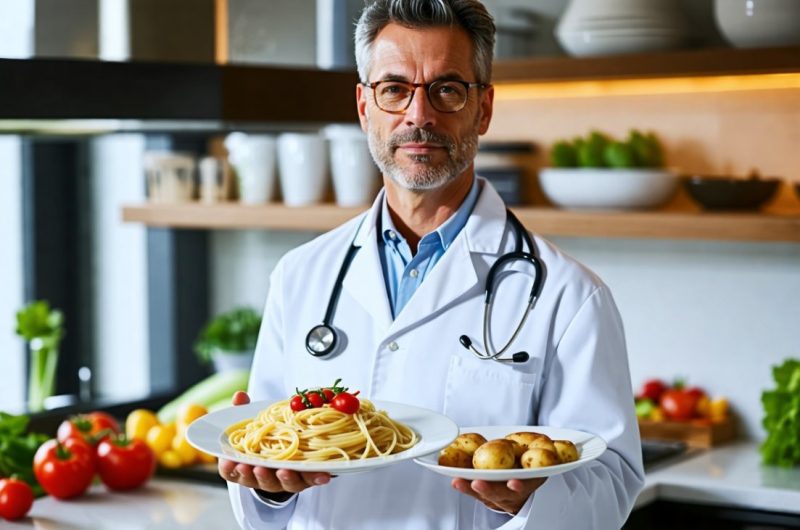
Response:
[443,355,537,427]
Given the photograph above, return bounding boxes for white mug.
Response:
[225,133,277,204]
[277,133,328,206]
[325,125,381,207]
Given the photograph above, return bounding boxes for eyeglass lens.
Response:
[374,81,470,113]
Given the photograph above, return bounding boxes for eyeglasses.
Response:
[363,80,490,114]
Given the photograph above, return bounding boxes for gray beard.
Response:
[367,122,480,191]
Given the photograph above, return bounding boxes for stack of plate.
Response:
[556,0,687,57]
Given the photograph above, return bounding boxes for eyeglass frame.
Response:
[361,79,491,114]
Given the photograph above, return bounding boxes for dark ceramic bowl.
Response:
[683,176,780,211]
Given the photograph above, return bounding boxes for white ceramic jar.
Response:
[224,133,277,204]
[143,152,196,203]
[277,132,329,206]
[324,124,381,207]
[714,0,800,48]
[556,0,688,57]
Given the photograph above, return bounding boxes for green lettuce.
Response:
[760,359,800,467]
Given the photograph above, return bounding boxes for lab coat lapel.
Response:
[388,180,508,337]
[342,192,393,335]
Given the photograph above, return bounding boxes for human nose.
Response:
[404,85,436,129]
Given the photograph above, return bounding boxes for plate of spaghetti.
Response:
[185,382,458,474]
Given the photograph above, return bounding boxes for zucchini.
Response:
[157,369,249,423]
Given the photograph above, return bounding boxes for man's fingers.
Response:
[232,391,250,406]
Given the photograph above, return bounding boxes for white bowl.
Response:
[556,32,684,56]
[714,0,800,48]
[539,168,678,210]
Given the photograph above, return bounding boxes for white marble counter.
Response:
[6,443,799,529]
[637,441,800,514]
[5,479,237,530]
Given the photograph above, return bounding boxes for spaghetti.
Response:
[226,399,418,462]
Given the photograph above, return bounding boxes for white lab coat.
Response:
[228,180,645,530]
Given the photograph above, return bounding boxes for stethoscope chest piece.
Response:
[306,324,337,356]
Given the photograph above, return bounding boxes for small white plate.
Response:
[185,400,458,474]
[413,425,607,481]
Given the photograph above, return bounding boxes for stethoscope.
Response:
[305,210,544,363]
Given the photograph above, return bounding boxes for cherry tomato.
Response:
[307,392,325,408]
[639,379,668,402]
[321,389,335,402]
[330,392,360,414]
[57,411,121,444]
[96,436,156,491]
[33,437,96,499]
[0,477,34,521]
[290,395,307,412]
[660,389,699,421]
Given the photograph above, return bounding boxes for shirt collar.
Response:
[380,177,479,250]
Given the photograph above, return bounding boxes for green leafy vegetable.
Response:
[194,307,262,364]
[760,358,800,468]
[15,301,64,411]
[548,129,664,169]
[0,412,49,497]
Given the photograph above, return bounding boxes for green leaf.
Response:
[761,358,800,468]
[15,300,64,342]
[194,307,262,364]
[550,141,578,168]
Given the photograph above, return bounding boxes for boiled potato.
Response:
[520,447,559,469]
[499,438,526,460]
[438,445,473,468]
[472,440,515,470]
[527,436,558,456]
[553,440,579,463]
[505,431,550,449]
[452,433,488,456]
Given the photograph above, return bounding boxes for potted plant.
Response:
[539,129,678,210]
[194,307,261,372]
[15,300,64,411]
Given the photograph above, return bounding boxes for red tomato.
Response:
[660,389,699,421]
[96,437,156,491]
[33,437,96,499]
[290,395,307,412]
[685,386,706,400]
[639,379,668,402]
[330,392,360,414]
[307,392,325,408]
[321,389,335,402]
[57,411,121,444]
[0,478,34,521]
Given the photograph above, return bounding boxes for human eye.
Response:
[379,82,411,98]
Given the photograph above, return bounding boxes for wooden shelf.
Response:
[122,203,800,243]
[493,45,800,83]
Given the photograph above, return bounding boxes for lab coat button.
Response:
[388,341,399,351]
[388,231,397,240]
[409,269,419,278]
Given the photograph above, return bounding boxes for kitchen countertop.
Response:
[6,442,799,528]
[635,441,800,514]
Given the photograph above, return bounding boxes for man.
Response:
[220,1,644,528]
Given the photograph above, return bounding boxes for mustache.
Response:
[389,129,454,151]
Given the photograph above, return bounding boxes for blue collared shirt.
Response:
[378,179,480,318]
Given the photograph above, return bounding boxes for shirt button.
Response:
[388,231,397,240]
[388,341,399,351]
[409,269,419,278]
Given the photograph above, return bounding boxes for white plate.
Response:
[413,425,607,481]
[185,400,458,474]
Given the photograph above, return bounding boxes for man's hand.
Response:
[218,391,331,493]
[451,477,546,514]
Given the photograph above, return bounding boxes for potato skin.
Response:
[553,440,579,463]
[452,433,488,456]
[505,431,550,449]
[527,437,558,456]
[473,440,516,470]
[438,445,473,468]
[520,447,560,469]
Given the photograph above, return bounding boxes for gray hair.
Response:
[354,0,496,84]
